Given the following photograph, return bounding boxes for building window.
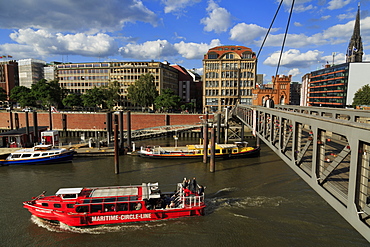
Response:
[208,53,218,59]
[224,53,234,59]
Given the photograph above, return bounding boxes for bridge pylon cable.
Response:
[274,0,295,78]
[256,0,284,59]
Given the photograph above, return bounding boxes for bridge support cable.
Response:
[233,104,370,242]
[256,0,284,59]
[275,0,295,78]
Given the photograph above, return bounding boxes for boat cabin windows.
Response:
[104,198,116,202]
[104,204,116,212]
[117,203,128,211]
[33,153,41,157]
[22,154,32,158]
[91,198,104,203]
[74,201,142,213]
[54,204,61,208]
[76,205,89,213]
[67,204,75,208]
[41,203,49,207]
[91,204,102,213]
[11,154,21,159]
[61,194,78,199]
[42,153,49,156]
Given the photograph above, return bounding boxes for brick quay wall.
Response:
[0,112,212,131]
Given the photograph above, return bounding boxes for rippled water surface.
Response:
[0,138,368,246]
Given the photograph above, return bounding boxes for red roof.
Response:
[204,45,255,59]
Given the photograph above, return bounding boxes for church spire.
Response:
[346,3,363,63]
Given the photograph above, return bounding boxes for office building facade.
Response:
[18,59,46,88]
[203,45,257,113]
[56,61,178,109]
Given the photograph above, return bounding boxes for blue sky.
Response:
[0,0,369,82]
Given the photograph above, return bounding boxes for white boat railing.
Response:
[176,183,205,208]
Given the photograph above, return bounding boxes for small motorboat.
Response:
[0,144,75,166]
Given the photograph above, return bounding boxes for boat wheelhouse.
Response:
[0,144,75,166]
[23,180,205,227]
[138,141,260,159]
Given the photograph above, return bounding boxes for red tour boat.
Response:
[23,180,205,227]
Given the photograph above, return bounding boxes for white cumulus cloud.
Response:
[263,49,324,68]
[0,0,159,32]
[119,40,177,59]
[327,0,352,10]
[9,28,118,57]
[200,0,232,33]
[174,39,222,59]
[287,68,301,77]
[229,23,270,44]
[162,0,201,14]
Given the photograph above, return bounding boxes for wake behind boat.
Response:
[138,141,260,159]
[23,179,205,227]
[0,144,75,166]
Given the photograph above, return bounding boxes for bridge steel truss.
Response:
[233,105,370,242]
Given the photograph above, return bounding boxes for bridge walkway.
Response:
[232,104,370,242]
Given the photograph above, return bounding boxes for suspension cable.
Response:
[256,0,284,59]
[274,0,295,79]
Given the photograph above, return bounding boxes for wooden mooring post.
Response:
[203,122,208,164]
[114,115,119,174]
[210,127,216,172]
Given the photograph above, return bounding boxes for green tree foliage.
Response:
[81,87,105,108]
[10,86,36,108]
[353,84,370,107]
[127,74,158,107]
[101,81,121,109]
[62,94,83,109]
[31,79,63,108]
[0,87,7,101]
[155,89,181,112]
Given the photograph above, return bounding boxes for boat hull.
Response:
[138,147,260,159]
[0,150,75,166]
[23,181,206,227]
[24,203,205,227]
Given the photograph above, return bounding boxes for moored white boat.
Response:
[0,144,75,166]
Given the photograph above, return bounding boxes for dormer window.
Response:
[208,53,218,59]
[224,53,234,59]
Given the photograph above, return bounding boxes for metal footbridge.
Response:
[232,104,370,242]
[126,124,202,140]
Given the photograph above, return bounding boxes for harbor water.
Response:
[0,137,368,246]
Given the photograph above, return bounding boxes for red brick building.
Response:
[0,60,18,101]
[171,65,202,111]
[252,75,291,106]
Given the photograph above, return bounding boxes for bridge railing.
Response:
[233,104,370,242]
[274,105,370,124]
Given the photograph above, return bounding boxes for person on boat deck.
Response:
[182,177,188,189]
[189,177,197,193]
[135,202,142,210]
[183,187,192,196]
[197,185,204,195]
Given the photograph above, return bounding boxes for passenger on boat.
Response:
[183,187,192,196]
[189,177,197,193]
[197,185,204,195]
[182,177,188,189]
[135,202,142,210]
